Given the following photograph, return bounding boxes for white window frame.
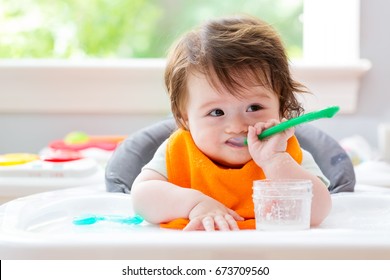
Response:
[0,0,370,115]
[295,0,371,113]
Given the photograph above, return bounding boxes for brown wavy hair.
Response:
[165,15,306,129]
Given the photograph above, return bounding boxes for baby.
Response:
[132,15,331,231]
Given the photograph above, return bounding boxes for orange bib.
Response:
[161,129,302,230]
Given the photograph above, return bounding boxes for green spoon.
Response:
[242,106,340,145]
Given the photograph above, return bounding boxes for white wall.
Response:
[313,0,390,149]
[0,60,171,154]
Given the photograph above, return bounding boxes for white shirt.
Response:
[143,139,330,187]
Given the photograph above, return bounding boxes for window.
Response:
[0,0,303,59]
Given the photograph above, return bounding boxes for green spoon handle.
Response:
[258,106,340,140]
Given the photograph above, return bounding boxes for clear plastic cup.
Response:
[253,179,313,231]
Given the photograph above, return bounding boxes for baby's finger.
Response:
[284,127,295,138]
[224,214,240,231]
[214,215,230,231]
[183,217,204,231]
[227,208,244,221]
[263,119,280,129]
[201,216,216,231]
[247,125,265,147]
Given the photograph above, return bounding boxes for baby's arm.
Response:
[131,169,243,231]
[247,120,332,226]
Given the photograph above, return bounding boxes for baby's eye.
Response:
[209,109,225,117]
[247,104,262,112]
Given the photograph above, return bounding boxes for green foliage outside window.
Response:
[0,0,303,59]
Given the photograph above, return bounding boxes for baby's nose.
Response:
[225,118,248,134]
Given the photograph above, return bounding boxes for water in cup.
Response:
[253,179,313,230]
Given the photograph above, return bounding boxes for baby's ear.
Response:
[182,119,190,130]
[180,112,190,129]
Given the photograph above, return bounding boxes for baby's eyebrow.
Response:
[253,89,273,98]
[198,99,223,111]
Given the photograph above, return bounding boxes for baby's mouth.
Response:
[226,137,246,147]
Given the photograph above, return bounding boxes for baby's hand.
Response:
[246,119,294,167]
[184,196,243,231]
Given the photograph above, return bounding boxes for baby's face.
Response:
[184,72,280,168]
